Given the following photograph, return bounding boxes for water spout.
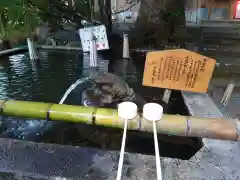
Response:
[59,77,92,104]
[59,72,146,109]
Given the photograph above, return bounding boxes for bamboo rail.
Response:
[0,100,239,141]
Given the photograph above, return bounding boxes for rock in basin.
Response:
[81,72,145,108]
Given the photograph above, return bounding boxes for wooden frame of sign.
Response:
[142,49,216,93]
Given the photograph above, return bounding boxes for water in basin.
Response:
[0,50,202,159]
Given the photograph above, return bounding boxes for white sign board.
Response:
[79,25,109,52]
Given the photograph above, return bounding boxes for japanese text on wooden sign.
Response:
[142,49,216,92]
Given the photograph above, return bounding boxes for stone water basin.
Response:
[0,50,202,160]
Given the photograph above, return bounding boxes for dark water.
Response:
[0,51,84,139]
[0,52,81,102]
[0,50,202,159]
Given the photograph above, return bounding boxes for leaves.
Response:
[0,0,41,39]
[0,0,110,40]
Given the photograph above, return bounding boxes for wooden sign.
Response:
[142,49,216,92]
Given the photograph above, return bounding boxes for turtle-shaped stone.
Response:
[81,72,143,108]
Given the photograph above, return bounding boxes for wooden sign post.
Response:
[142,49,216,93]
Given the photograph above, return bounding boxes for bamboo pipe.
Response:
[0,100,239,141]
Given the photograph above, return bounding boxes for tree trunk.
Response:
[132,0,187,48]
[68,0,73,9]
[98,0,112,32]
[2,40,11,50]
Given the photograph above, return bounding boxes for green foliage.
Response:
[0,0,41,40]
[0,0,110,41]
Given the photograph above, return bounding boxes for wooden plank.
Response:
[142,49,216,92]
